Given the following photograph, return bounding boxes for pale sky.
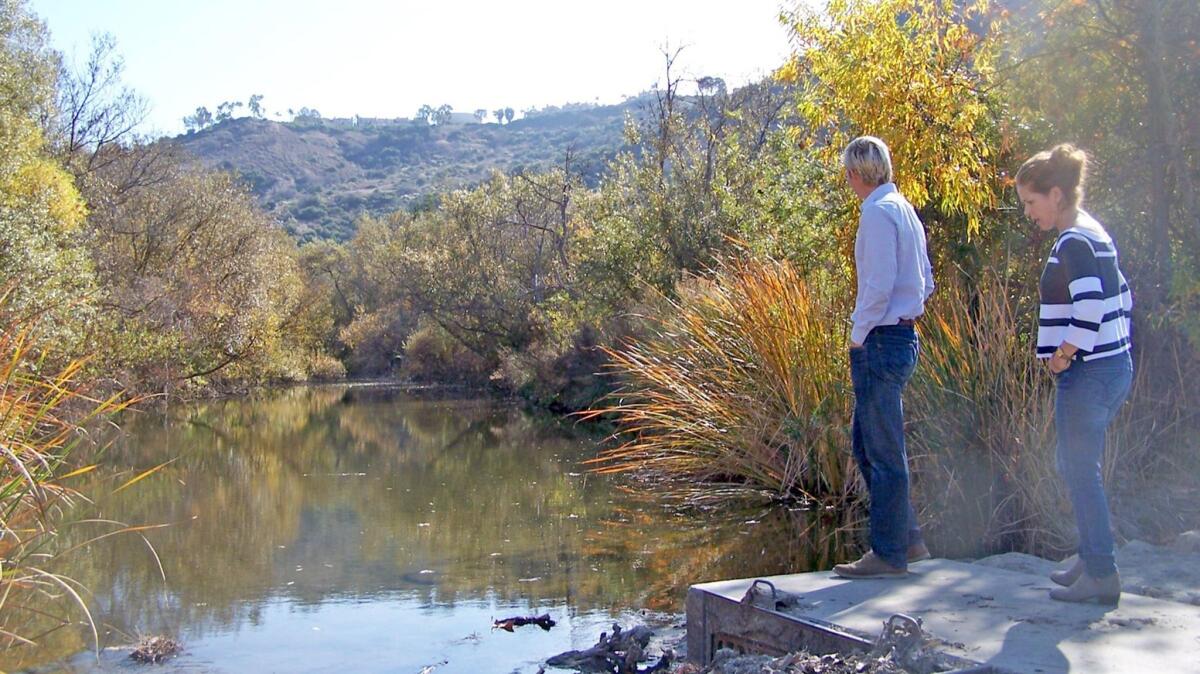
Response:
[30,0,800,138]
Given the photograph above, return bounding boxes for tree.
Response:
[53,32,148,178]
[81,147,309,390]
[473,108,487,123]
[0,0,94,346]
[248,93,265,118]
[778,0,1009,240]
[696,76,726,96]
[345,168,584,373]
[503,107,514,124]
[214,99,243,122]
[493,108,505,124]
[434,104,453,125]
[581,48,727,290]
[1003,0,1200,309]
[183,105,212,132]
[417,104,434,125]
[0,0,58,124]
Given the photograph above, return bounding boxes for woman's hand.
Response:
[1048,344,1076,374]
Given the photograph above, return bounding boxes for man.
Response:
[833,136,935,579]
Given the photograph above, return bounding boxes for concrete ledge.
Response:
[688,559,1200,674]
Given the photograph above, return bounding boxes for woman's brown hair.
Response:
[1015,143,1089,211]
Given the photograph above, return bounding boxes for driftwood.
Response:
[545,623,672,674]
[493,613,556,632]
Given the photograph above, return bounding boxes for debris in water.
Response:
[129,635,182,664]
[493,613,556,632]
[545,623,670,673]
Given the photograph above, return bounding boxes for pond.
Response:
[5,384,855,673]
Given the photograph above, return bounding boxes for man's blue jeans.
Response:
[1054,352,1132,579]
[849,325,922,568]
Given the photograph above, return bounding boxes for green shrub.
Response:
[337,309,409,376]
[498,324,616,413]
[306,352,347,381]
[399,321,490,385]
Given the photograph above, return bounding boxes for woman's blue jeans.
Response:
[849,325,922,568]
[1054,351,1133,579]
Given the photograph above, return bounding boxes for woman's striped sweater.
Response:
[1037,211,1133,362]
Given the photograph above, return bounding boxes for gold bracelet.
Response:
[1054,347,1069,360]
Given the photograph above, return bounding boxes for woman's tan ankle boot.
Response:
[1049,570,1121,605]
[1050,556,1085,587]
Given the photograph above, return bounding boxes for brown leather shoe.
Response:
[833,551,907,579]
[1049,570,1121,605]
[907,541,931,563]
[1050,556,1084,587]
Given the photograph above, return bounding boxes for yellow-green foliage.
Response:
[1,1,95,346]
[0,115,93,339]
[0,122,85,230]
[586,257,856,504]
[779,0,1009,235]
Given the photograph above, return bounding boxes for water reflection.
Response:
[6,385,855,673]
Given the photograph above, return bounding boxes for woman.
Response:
[1016,144,1133,605]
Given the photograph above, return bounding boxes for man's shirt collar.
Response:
[864,182,897,206]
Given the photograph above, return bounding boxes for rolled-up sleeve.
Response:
[850,205,898,345]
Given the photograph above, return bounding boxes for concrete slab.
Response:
[971,552,1060,578]
[975,542,1200,606]
[690,559,1200,674]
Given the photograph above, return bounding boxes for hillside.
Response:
[170,101,639,241]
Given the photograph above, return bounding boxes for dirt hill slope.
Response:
[171,102,637,241]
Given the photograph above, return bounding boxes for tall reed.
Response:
[584,257,857,505]
[589,254,1197,558]
[904,269,1068,554]
[907,267,1192,557]
[0,294,132,653]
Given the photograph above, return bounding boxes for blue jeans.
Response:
[849,325,922,568]
[1054,351,1132,578]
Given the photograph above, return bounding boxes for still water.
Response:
[7,384,853,674]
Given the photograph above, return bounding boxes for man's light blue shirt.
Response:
[850,183,934,346]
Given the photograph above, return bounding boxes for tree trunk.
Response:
[1136,1,1174,309]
